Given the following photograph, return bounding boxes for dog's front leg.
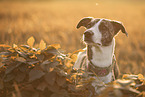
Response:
[73,49,87,69]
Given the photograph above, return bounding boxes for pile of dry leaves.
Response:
[0,37,145,97]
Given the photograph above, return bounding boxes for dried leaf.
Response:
[4,73,15,82]
[138,85,145,92]
[0,78,4,89]
[71,74,77,80]
[76,85,86,91]
[44,72,56,85]
[47,83,60,93]
[23,84,34,91]
[41,61,59,72]
[81,77,96,84]
[70,54,77,62]
[0,52,11,56]
[19,64,27,72]
[41,60,50,65]
[116,79,133,87]
[49,67,54,72]
[27,61,39,65]
[16,51,28,58]
[0,62,4,68]
[5,65,16,74]
[29,69,45,82]
[32,92,39,97]
[44,46,59,55]
[68,84,76,92]
[65,61,73,68]
[72,49,85,55]
[20,45,30,50]
[13,44,18,48]
[50,93,64,97]
[122,74,138,80]
[126,87,140,95]
[0,44,11,48]
[56,76,66,86]
[15,71,26,82]
[138,74,144,82]
[39,40,46,50]
[27,36,35,47]
[20,90,32,97]
[36,81,47,91]
[50,44,60,49]
[36,54,44,61]
[57,69,67,77]
[47,61,59,72]
[40,60,51,71]
[15,57,26,63]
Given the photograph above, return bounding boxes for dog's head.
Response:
[77,17,128,46]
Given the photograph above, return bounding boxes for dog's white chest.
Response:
[90,39,115,67]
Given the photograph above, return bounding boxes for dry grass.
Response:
[0,0,144,75]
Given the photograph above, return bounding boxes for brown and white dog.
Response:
[73,17,128,86]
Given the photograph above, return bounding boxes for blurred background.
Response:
[0,0,144,75]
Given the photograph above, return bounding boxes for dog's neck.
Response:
[87,38,115,67]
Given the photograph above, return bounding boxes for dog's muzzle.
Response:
[84,30,94,43]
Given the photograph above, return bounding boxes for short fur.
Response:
[74,17,128,84]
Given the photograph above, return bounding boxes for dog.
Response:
[73,17,128,89]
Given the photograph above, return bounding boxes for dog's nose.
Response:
[84,31,94,37]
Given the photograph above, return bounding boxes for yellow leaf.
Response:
[65,61,73,68]
[122,74,130,79]
[116,79,133,87]
[70,54,77,62]
[138,74,144,82]
[0,44,11,48]
[27,36,35,47]
[39,40,46,50]
[30,54,36,58]
[49,67,54,72]
[68,49,85,59]
[0,62,4,67]
[71,74,77,79]
[16,57,26,63]
[50,44,60,49]
[72,49,85,55]
[13,44,18,48]
[122,74,138,80]
[67,69,72,74]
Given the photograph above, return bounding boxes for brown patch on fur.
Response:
[77,17,100,29]
[86,19,100,29]
[99,19,128,46]
[77,17,93,29]
[111,21,128,36]
[99,20,114,46]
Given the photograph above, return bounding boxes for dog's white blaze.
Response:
[87,19,103,45]
[92,19,103,45]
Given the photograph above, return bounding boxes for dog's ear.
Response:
[77,17,93,29]
[111,21,128,37]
